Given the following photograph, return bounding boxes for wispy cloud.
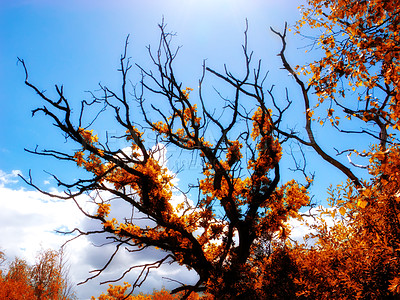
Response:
[0,169,21,187]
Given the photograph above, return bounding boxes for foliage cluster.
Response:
[0,249,76,300]
[92,284,206,300]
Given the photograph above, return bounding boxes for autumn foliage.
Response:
[284,0,400,298]
[0,255,35,300]
[296,0,400,143]
[0,249,76,300]
[91,283,207,300]
[289,148,400,298]
[19,0,400,298]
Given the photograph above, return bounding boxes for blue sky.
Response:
[0,0,371,298]
[1,0,305,182]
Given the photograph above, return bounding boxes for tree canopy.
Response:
[0,249,76,300]
[18,0,400,298]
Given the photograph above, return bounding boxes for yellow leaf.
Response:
[357,200,368,208]
[339,207,346,216]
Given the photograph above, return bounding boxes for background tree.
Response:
[0,249,76,300]
[91,284,205,300]
[282,0,400,298]
[288,147,400,299]
[30,249,76,300]
[0,256,35,300]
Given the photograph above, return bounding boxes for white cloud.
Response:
[285,205,341,246]
[0,169,21,187]
[0,175,93,297]
[0,168,199,299]
[0,185,83,263]
[286,217,314,244]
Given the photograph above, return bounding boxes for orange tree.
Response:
[0,256,35,300]
[275,0,400,298]
[18,24,313,298]
[18,1,399,296]
[294,0,400,151]
[289,148,400,299]
[30,249,76,300]
[0,249,76,300]
[91,283,204,300]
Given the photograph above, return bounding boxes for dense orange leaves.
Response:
[0,257,35,300]
[78,127,99,144]
[96,203,111,218]
[91,283,207,300]
[241,147,400,299]
[250,107,272,140]
[263,1,400,298]
[287,145,400,298]
[31,250,67,299]
[0,249,75,300]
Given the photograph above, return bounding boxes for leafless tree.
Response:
[17,21,379,298]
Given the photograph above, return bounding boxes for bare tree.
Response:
[18,21,381,298]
